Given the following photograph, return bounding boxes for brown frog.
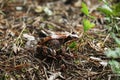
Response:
[36,31,78,60]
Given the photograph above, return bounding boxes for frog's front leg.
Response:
[36,45,56,59]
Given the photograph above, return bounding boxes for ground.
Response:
[0,0,118,80]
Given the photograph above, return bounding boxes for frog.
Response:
[35,30,78,60]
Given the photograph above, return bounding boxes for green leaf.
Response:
[98,4,113,16]
[83,19,95,32]
[112,2,120,16]
[109,60,120,74]
[105,48,120,58]
[81,2,89,16]
[69,41,77,49]
[111,33,120,45]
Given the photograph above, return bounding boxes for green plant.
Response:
[99,0,120,74]
[98,0,120,33]
[81,2,95,32]
[105,47,120,58]
[111,33,120,46]
[105,34,120,75]
[105,42,120,74]
[68,41,77,49]
[97,4,114,16]
[109,60,120,74]
[83,19,95,32]
[81,2,89,16]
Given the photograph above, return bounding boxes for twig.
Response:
[15,22,26,45]
[102,33,110,46]
[43,66,49,80]
[48,72,63,80]
[61,58,82,70]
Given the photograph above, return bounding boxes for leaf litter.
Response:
[0,0,117,80]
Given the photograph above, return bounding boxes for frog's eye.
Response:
[38,30,48,37]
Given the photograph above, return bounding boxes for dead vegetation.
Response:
[0,0,118,80]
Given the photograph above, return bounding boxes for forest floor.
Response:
[0,0,118,80]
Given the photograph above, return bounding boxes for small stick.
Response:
[48,72,62,80]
